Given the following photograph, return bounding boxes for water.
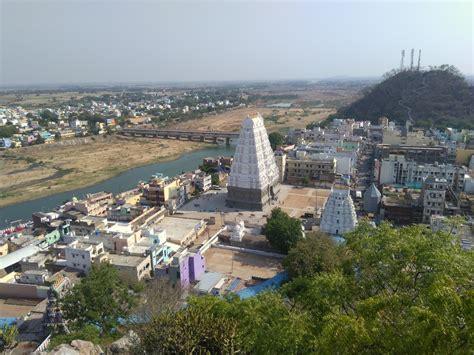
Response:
[0,145,234,229]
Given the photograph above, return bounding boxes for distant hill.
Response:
[334,65,474,129]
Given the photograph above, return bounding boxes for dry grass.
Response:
[0,136,205,207]
[172,106,334,133]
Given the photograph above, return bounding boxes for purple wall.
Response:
[189,251,206,282]
[179,257,190,288]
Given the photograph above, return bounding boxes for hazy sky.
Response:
[0,0,472,85]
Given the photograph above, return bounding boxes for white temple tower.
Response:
[320,188,358,236]
[226,113,280,210]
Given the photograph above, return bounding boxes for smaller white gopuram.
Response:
[320,188,358,236]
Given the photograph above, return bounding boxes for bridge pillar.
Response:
[226,137,230,145]
[213,137,217,144]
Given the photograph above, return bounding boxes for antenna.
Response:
[400,50,405,71]
[410,48,414,70]
[417,49,421,71]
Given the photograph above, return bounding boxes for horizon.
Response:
[1,0,472,87]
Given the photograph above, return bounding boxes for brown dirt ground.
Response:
[0,135,205,208]
[204,247,283,280]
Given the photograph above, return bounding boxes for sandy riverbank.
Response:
[0,136,206,208]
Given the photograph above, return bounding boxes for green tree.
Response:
[0,324,18,349]
[61,263,137,335]
[0,125,17,138]
[134,293,315,354]
[40,110,59,122]
[284,232,344,279]
[265,208,303,254]
[284,221,474,353]
[268,132,285,150]
[211,173,220,186]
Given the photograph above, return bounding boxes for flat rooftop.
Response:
[107,253,147,267]
[156,216,203,244]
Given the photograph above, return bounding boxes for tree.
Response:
[0,125,17,138]
[268,132,285,150]
[0,324,18,349]
[264,208,303,254]
[134,293,315,354]
[61,262,137,335]
[284,221,474,353]
[211,173,220,186]
[40,109,58,122]
[283,232,344,279]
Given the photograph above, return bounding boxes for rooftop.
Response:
[106,253,147,267]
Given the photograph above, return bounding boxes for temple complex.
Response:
[226,113,280,210]
[320,187,358,235]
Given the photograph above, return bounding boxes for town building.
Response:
[195,173,212,192]
[374,154,467,190]
[142,175,181,207]
[285,154,336,184]
[106,254,152,283]
[376,144,453,164]
[226,113,280,210]
[421,177,447,223]
[65,240,105,273]
[65,192,113,216]
[320,188,358,236]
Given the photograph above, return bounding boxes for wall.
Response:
[0,282,48,299]
[189,252,206,282]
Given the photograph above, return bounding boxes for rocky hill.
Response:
[335,65,474,129]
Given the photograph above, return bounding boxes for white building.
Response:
[226,113,280,210]
[320,188,358,236]
[421,177,447,223]
[195,173,212,192]
[65,240,104,273]
[374,154,466,190]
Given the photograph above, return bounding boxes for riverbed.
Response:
[0,145,234,228]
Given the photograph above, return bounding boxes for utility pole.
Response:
[400,50,405,71]
[417,49,422,71]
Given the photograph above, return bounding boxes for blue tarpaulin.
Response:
[237,272,288,299]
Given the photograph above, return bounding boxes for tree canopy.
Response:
[268,132,285,150]
[283,232,344,279]
[132,221,474,353]
[61,263,137,335]
[264,207,304,254]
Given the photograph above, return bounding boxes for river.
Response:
[0,145,234,229]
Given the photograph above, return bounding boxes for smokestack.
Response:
[400,50,405,71]
[417,49,421,71]
[410,48,414,70]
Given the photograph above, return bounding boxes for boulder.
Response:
[107,331,137,354]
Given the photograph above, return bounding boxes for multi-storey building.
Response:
[195,173,212,191]
[374,154,466,190]
[65,191,113,216]
[376,144,452,164]
[285,154,336,184]
[421,177,447,223]
[65,240,105,273]
[142,176,180,207]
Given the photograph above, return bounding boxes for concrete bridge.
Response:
[119,127,240,145]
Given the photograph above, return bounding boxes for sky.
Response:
[0,0,472,86]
